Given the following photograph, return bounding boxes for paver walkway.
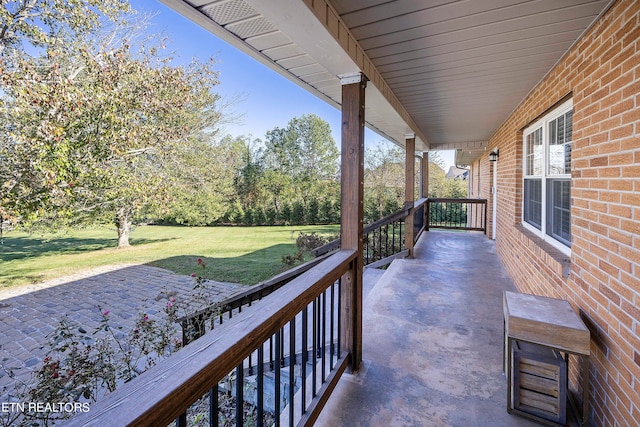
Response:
[0,265,244,399]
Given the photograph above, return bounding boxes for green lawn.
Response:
[0,225,339,290]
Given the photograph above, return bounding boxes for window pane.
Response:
[524,178,542,230]
[526,128,543,176]
[547,179,571,247]
[549,111,572,175]
[564,110,573,173]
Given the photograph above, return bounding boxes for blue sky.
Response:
[130,0,454,168]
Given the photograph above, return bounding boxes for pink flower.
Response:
[102,310,110,316]
[190,273,196,277]
[167,301,173,308]
[143,315,149,322]
[169,296,176,303]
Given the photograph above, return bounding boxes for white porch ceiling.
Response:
[161,0,612,164]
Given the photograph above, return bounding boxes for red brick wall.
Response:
[474,0,640,425]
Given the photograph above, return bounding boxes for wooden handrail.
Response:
[413,197,428,209]
[63,250,357,427]
[314,200,428,259]
[313,205,412,257]
[426,198,488,233]
[427,198,486,203]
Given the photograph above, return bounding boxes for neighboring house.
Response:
[445,166,469,180]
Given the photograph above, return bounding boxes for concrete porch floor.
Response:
[316,231,544,427]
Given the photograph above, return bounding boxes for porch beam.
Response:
[339,72,366,372]
[404,135,416,258]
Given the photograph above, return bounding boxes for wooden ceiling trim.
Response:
[302,0,429,149]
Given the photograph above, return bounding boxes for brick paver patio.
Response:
[0,265,244,399]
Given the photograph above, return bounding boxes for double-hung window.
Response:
[522,99,573,254]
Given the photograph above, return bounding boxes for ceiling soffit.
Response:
[162,0,429,151]
[162,0,612,162]
[331,0,613,161]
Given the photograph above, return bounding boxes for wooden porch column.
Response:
[340,72,366,372]
[420,151,429,198]
[404,135,416,258]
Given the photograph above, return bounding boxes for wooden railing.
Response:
[313,205,412,268]
[63,250,357,427]
[412,198,428,243]
[62,198,488,427]
[178,253,333,345]
[426,198,487,233]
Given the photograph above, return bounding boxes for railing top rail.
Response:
[363,206,410,233]
[63,250,357,427]
[427,198,487,203]
[413,197,428,209]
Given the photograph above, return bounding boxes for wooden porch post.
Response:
[340,72,366,372]
[404,135,415,258]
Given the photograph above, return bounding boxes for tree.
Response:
[152,139,237,226]
[231,135,265,211]
[0,0,130,225]
[364,142,405,221]
[263,114,339,207]
[1,18,223,247]
[0,0,130,57]
[427,152,468,199]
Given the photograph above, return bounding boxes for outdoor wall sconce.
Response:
[489,148,499,162]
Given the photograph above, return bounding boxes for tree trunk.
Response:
[116,207,132,248]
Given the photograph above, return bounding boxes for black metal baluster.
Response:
[392,221,396,254]
[275,330,281,427]
[257,345,264,427]
[302,307,308,416]
[364,232,369,263]
[236,363,244,427]
[337,278,342,356]
[210,385,218,427]
[176,412,187,427]
[269,335,274,370]
[322,289,327,382]
[289,318,295,426]
[330,283,335,369]
[312,297,318,397]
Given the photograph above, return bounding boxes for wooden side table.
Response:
[504,291,590,426]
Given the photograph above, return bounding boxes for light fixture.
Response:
[489,148,499,162]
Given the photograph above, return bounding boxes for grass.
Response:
[0,224,339,290]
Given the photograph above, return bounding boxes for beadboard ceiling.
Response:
[161,0,612,165]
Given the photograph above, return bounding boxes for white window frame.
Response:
[522,99,573,256]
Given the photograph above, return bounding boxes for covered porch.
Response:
[317,230,540,427]
[65,228,571,427]
[60,0,633,425]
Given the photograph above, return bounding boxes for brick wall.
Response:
[474,0,640,425]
